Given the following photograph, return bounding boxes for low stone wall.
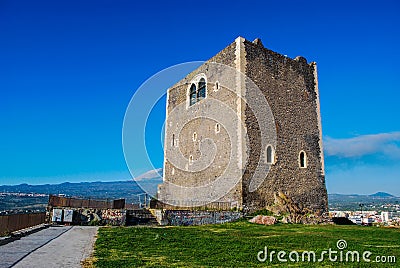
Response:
[50,208,126,226]
[49,208,242,226]
[156,210,242,226]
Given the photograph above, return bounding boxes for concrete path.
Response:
[0,226,98,268]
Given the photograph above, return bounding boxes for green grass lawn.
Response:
[93,220,399,267]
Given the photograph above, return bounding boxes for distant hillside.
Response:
[329,192,397,200]
[369,192,395,198]
[0,169,163,203]
[328,192,399,211]
[0,180,148,204]
[2,174,398,212]
[0,179,155,212]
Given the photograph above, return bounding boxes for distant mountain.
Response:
[369,192,395,198]
[0,180,146,203]
[2,170,398,212]
[328,193,399,211]
[0,169,165,212]
[0,169,163,203]
[329,192,397,198]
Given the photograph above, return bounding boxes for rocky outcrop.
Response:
[249,215,276,225]
[267,192,327,224]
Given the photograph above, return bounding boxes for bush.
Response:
[88,219,100,226]
[248,208,273,217]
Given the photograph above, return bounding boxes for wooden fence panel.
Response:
[48,195,123,209]
[0,213,46,235]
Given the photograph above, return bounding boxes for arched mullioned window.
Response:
[266,145,273,164]
[188,76,207,106]
[197,78,206,100]
[299,151,307,168]
[189,84,197,106]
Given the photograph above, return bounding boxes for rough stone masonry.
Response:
[158,36,328,214]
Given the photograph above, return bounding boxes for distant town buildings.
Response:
[329,202,400,226]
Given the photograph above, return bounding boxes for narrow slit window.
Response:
[172,134,175,147]
[266,145,273,164]
[193,132,197,141]
[215,123,220,133]
[189,155,193,165]
[299,151,307,168]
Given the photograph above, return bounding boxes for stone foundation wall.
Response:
[50,208,126,226]
[157,210,242,226]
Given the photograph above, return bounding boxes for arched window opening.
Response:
[299,151,307,168]
[189,84,197,106]
[188,76,207,106]
[197,78,206,100]
[189,155,193,165]
[266,145,273,164]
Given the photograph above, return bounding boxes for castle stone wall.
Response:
[242,40,327,212]
[161,42,243,206]
[159,37,328,213]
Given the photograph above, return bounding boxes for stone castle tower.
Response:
[158,37,328,213]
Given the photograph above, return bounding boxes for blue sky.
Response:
[0,0,399,195]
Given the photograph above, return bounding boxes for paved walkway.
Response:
[0,226,98,268]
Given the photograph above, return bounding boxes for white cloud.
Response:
[324,132,400,158]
